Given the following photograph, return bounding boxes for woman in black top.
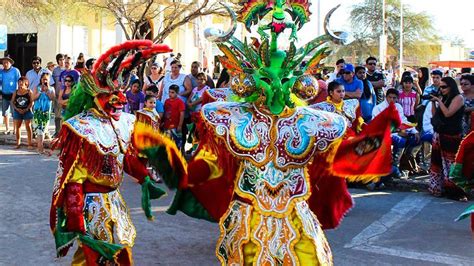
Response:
[428,76,465,199]
[11,76,33,149]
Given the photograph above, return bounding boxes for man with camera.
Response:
[421,70,443,106]
[415,70,443,168]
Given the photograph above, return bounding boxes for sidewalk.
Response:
[0,119,431,192]
[0,119,54,149]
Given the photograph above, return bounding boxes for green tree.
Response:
[0,0,82,27]
[329,0,440,67]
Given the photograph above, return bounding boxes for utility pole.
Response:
[380,0,387,69]
[399,0,404,73]
[317,0,321,36]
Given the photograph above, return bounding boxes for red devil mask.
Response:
[95,91,127,121]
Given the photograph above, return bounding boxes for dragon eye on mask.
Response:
[230,73,257,98]
[292,75,319,101]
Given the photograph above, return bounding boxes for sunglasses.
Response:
[65,79,73,82]
[439,85,449,89]
[460,83,470,86]
[367,62,377,66]
[32,61,40,65]
[343,71,352,74]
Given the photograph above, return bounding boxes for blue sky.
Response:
[299,0,474,49]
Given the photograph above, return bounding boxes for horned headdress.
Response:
[204,1,351,114]
[65,40,172,120]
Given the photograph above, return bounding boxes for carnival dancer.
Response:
[132,2,400,265]
[452,131,474,231]
[49,40,176,265]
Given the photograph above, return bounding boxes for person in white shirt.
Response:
[326,58,345,83]
[419,102,434,170]
[372,88,420,178]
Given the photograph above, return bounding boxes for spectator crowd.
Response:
[320,57,473,201]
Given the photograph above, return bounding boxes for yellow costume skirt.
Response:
[216,200,333,265]
[72,190,136,265]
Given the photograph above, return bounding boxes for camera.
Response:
[420,92,439,100]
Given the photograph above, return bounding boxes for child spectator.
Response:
[32,73,55,154]
[186,72,209,155]
[163,85,185,149]
[187,72,209,120]
[11,77,33,149]
[144,85,164,119]
[398,76,419,123]
[136,94,161,132]
[372,89,419,179]
[125,80,145,114]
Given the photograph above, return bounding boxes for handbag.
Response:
[431,111,445,133]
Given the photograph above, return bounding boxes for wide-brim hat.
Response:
[1,56,14,64]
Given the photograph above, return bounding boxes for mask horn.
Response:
[204,3,237,43]
[324,4,353,45]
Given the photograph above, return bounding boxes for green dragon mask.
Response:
[204,1,352,115]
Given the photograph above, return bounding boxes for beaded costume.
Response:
[133,1,401,265]
[49,40,176,265]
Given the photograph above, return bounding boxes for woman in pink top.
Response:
[399,76,419,123]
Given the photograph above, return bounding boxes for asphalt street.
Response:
[0,146,473,265]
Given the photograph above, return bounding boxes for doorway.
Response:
[7,33,37,75]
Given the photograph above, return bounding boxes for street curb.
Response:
[0,128,431,192]
[388,176,429,192]
[0,135,52,148]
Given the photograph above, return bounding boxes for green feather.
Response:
[63,83,95,121]
[259,39,270,67]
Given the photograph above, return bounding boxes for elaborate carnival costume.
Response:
[309,95,364,229]
[311,97,363,136]
[136,107,161,132]
[49,40,174,265]
[134,2,400,265]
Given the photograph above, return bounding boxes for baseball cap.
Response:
[343,64,355,73]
